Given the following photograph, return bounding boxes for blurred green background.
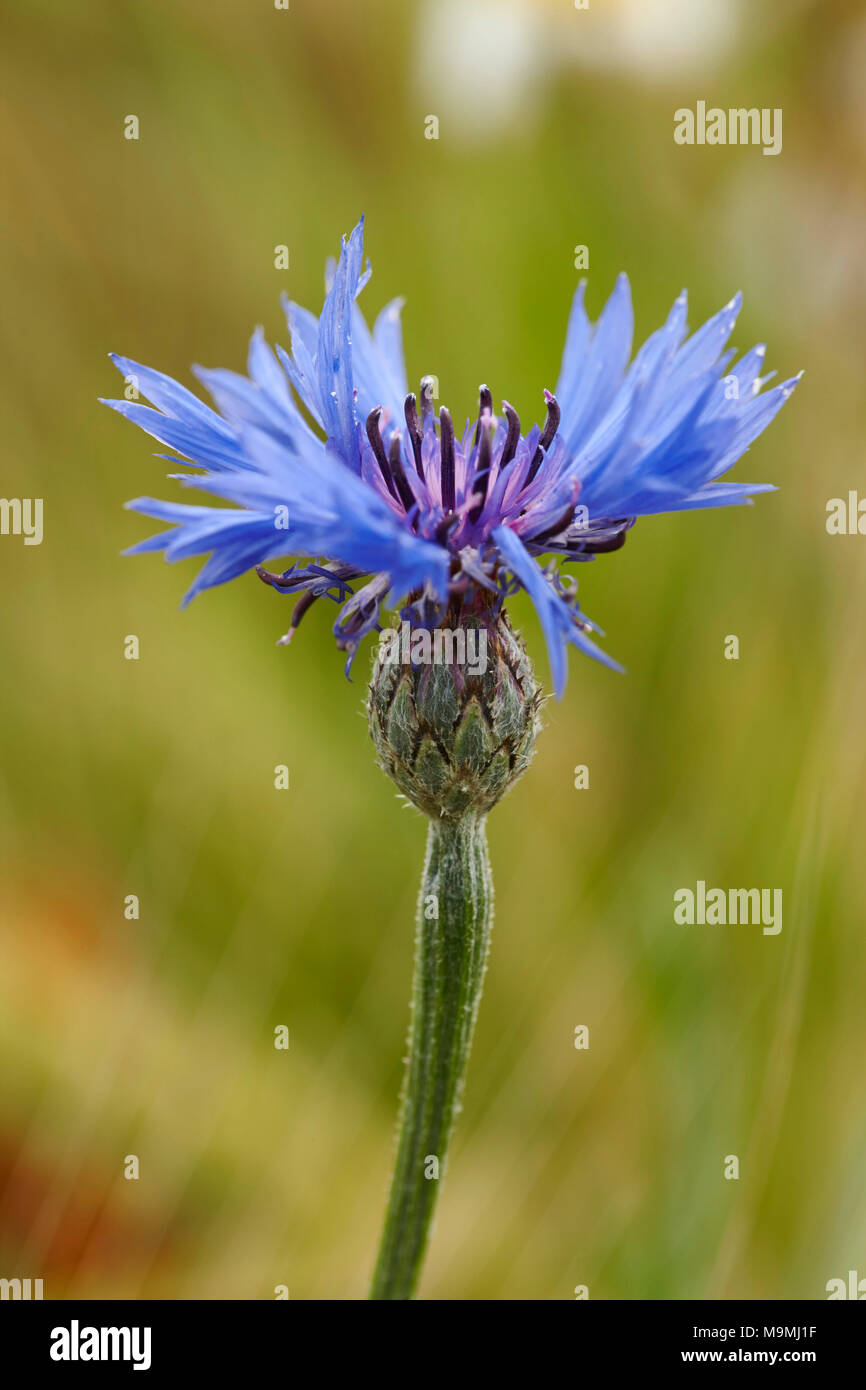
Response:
[1,0,865,1300]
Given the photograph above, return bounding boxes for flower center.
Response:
[363,385,563,552]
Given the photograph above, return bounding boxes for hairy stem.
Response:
[369,814,494,1300]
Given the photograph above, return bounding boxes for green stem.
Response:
[370,813,494,1300]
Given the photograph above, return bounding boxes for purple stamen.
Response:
[468,412,493,524]
[439,406,456,513]
[525,391,561,486]
[435,513,459,546]
[388,431,417,514]
[531,503,579,545]
[365,407,398,499]
[474,384,493,446]
[574,528,629,555]
[500,401,521,470]
[403,393,425,481]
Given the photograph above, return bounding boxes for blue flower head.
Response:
[103,218,799,695]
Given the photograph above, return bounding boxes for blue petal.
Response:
[707,373,802,480]
[99,398,249,472]
[557,272,633,455]
[315,218,365,470]
[373,298,409,401]
[125,412,450,604]
[492,524,623,696]
[665,292,741,397]
[350,298,409,432]
[108,355,236,439]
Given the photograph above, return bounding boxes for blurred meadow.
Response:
[1,0,865,1299]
